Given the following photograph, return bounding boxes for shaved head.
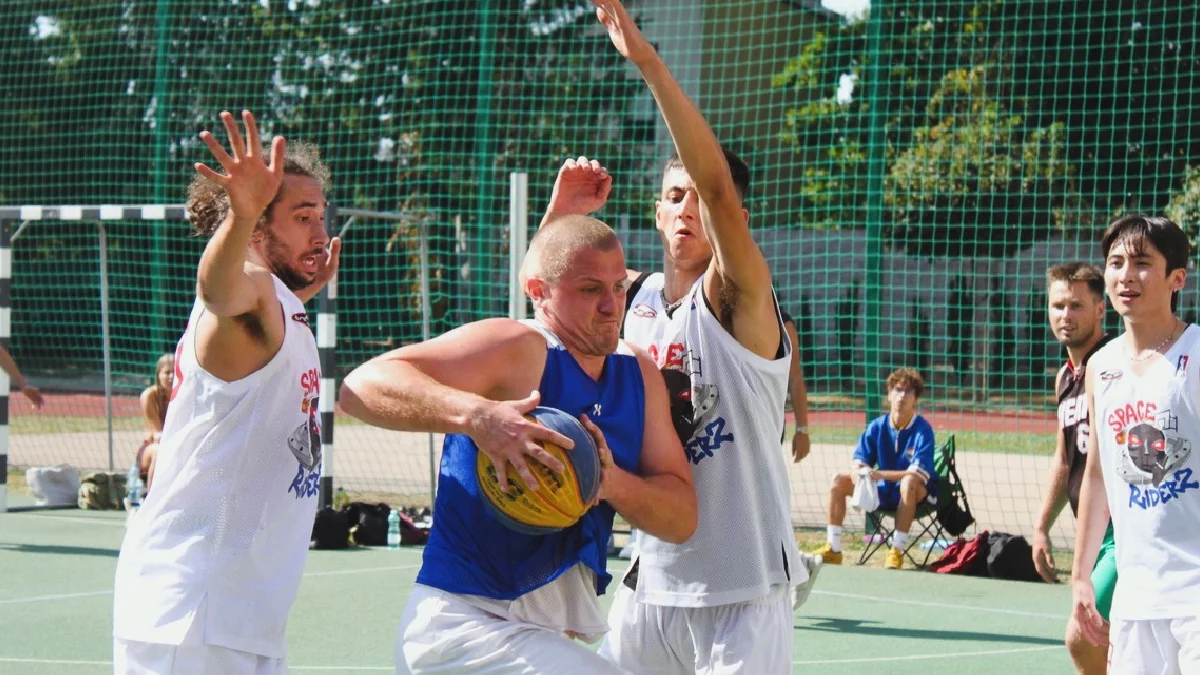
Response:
[522,215,622,289]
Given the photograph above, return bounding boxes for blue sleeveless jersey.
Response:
[416,324,645,600]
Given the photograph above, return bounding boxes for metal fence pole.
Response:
[97,223,115,472]
[0,220,11,513]
[508,173,528,321]
[317,203,339,511]
[418,217,437,512]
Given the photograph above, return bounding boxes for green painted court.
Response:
[1,502,1078,674]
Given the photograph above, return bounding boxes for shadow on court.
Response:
[0,542,120,558]
[797,616,1062,646]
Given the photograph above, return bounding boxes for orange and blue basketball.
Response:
[476,406,602,536]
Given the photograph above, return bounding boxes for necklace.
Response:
[661,290,685,317]
[1124,321,1182,362]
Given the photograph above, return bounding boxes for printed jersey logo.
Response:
[1060,393,1090,454]
[292,312,311,327]
[288,367,323,499]
[1100,369,1124,381]
[1177,355,1190,378]
[630,303,657,319]
[648,341,733,465]
[1107,400,1196,510]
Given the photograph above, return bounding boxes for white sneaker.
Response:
[791,552,823,611]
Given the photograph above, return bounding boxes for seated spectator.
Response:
[816,368,936,569]
[135,353,174,495]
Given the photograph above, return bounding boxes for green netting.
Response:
[2,0,1199,548]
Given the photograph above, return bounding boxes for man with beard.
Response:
[1030,262,1113,674]
[1074,215,1200,674]
[340,215,697,674]
[112,110,341,674]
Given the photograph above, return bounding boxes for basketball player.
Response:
[112,109,341,674]
[1030,262,1113,674]
[542,2,808,671]
[1073,215,1200,674]
[339,215,697,675]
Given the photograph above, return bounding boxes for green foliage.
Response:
[773,0,1200,256]
[1165,165,1200,253]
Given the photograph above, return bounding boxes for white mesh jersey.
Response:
[1090,323,1200,621]
[113,275,324,658]
[623,273,803,607]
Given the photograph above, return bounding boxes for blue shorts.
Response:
[876,480,937,511]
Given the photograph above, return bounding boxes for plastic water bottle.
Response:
[125,465,142,511]
[387,509,401,549]
[334,487,349,510]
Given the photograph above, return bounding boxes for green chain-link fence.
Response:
[2,0,1198,546]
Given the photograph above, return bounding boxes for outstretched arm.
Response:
[194,110,285,320]
[592,0,778,358]
[339,318,573,492]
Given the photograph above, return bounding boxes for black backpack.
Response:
[345,502,393,546]
[310,507,351,550]
[985,532,1042,582]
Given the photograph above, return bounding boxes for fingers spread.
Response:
[526,444,565,474]
[199,132,235,170]
[534,424,575,451]
[510,456,539,491]
[270,136,287,176]
[220,111,247,159]
[243,110,263,158]
[195,162,229,185]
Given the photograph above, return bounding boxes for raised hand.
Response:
[195,110,285,224]
[468,390,570,492]
[546,156,612,218]
[590,0,656,65]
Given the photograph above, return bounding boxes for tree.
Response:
[0,0,651,374]
[772,0,1200,254]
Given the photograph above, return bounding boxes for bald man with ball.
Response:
[341,214,697,675]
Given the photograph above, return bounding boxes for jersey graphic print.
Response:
[649,338,732,466]
[288,366,323,499]
[1107,401,1197,509]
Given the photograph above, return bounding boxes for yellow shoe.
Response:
[884,547,904,569]
[814,544,843,565]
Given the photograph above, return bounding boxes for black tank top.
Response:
[1058,334,1111,516]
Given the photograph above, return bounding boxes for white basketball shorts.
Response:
[598,583,793,675]
[396,584,632,675]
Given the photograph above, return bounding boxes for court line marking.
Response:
[812,589,1066,620]
[5,513,129,528]
[792,644,1061,665]
[0,645,1064,670]
[0,561,425,606]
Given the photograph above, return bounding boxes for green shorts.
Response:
[1090,522,1117,622]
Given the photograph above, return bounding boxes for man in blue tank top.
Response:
[341,214,697,675]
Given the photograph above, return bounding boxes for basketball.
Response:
[476,406,602,536]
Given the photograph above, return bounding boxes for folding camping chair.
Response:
[857,435,974,569]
